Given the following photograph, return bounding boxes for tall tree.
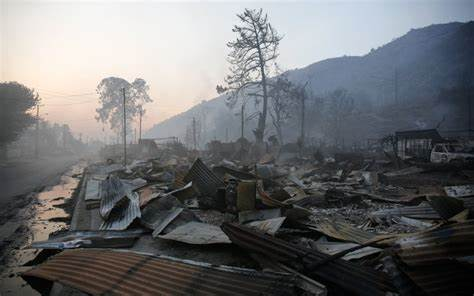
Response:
[323,88,355,147]
[268,76,295,144]
[95,77,152,139]
[291,81,313,150]
[219,8,282,143]
[0,82,40,157]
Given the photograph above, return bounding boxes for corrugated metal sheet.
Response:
[426,195,465,220]
[371,197,474,220]
[30,229,146,249]
[23,249,296,296]
[184,158,224,197]
[158,222,231,244]
[84,179,100,201]
[257,184,287,208]
[307,220,380,245]
[313,237,381,260]
[140,194,199,235]
[221,223,395,296]
[137,184,161,208]
[246,217,286,236]
[380,256,420,296]
[151,207,183,237]
[394,220,474,266]
[99,176,130,220]
[400,260,474,296]
[238,208,282,224]
[100,193,141,230]
[99,177,147,220]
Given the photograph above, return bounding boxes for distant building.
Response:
[395,129,445,160]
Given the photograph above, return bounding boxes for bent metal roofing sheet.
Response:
[23,249,296,296]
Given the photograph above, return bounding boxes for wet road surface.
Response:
[0,162,84,295]
[0,155,80,206]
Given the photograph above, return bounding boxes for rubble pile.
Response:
[20,149,474,295]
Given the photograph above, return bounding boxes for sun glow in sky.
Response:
[1,0,473,139]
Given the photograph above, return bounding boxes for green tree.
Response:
[0,82,40,158]
[95,77,152,138]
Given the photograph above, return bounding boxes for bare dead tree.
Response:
[217,8,282,144]
[323,88,355,148]
[268,76,295,144]
[290,81,311,150]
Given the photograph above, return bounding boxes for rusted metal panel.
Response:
[394,220,474,266]
[221,223,395,296]
[236,180,256,211]
[23,249,296,296]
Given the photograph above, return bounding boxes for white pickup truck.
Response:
[430,143,474,164]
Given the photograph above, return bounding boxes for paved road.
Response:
[0,155,79,206]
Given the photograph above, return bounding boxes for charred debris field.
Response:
[1,141,474,296]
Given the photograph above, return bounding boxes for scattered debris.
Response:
[222,223,395,296]
[158,221,231,244]
[444,184,474,198]
[312,236,382,260]
[246,217,286,235]
[239,208,282,223]
[18,145,474,295]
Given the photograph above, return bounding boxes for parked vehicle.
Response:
[430,143,474,164]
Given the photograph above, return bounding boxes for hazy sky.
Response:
[1,0,473,139]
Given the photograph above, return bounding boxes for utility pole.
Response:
[192,117,197,150]
[35,104,40,158]
[122,88,127,166]
[300,82,309,151]
[138,106,143,144]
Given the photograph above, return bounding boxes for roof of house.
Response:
[395,129,444,141]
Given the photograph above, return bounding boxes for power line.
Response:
[36,88,94,96]
[41,94,97,101]
[41,92,95,98]
[45,99,98,106]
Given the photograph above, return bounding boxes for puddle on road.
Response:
[0,162,85,295]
